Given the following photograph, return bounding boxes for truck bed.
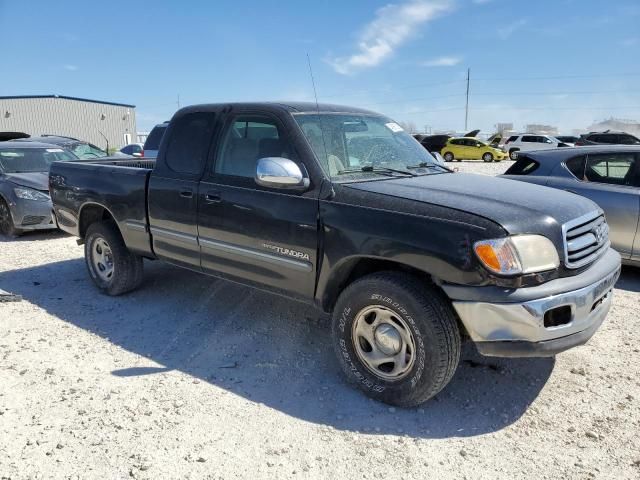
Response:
[50,159,155,257]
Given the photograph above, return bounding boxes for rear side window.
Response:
[164,113,216,175]
[618,134,640,145]
[565,156,585,179]
[504,155,539,175]
[144,124,167,150]
[585,153,636,185]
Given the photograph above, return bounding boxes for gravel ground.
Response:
[1,161,639,479]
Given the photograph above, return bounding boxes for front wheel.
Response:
[85,221,143,295]
[509,149,519,160]
[331,272,461,407]
[0,198,21,237]
[443,152,454,162]
[482,152,494,162]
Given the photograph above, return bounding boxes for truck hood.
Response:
[345,173,600,235]
[3,172,50,191]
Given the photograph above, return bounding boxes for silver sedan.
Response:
[501,145,640,265]
[0,142,76,236]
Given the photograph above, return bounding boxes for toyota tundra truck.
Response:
[50,102,621,406]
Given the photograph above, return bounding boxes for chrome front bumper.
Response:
[451,253,621,357]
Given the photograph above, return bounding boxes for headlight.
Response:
[474,235,559,275]
[14,187,50,202]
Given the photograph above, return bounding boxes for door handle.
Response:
[205,191,222,203]
[180,190,193,198]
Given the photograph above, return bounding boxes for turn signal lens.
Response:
[474,239,521,275]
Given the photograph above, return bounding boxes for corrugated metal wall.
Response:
[0,97,137,151]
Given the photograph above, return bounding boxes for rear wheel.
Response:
[443,152,454,162]
[85,221,143,295]
[509,149,519,160]
[0,198,21,237]
[331,272,461,407]
[482,152,494,163]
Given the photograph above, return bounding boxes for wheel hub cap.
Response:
[374,324,402,355]
[92,238,114,282]
[351,305,416,381]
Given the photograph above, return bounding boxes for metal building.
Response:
[0,95,136,152]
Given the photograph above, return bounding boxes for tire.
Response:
[482,152,494,163]
[509,149,519,160]
[443,152,454,162]
[84,221,143,295]
[0,198,22,237]
[331,272,461,407]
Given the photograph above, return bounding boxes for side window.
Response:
[215,115,294,178]
[618,134,640,145]
[522,136,536,143]
[585,153,636,185]
[541,136,553,144]
[505,156,540,175]
[164,112,216,175]
[450,139,463,145]
[565,156,586,179]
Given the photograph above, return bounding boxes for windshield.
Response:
[0,148,77,173]
[293,113,447,181]
[70,143,107,159]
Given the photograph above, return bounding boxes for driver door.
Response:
[196,111,319,298]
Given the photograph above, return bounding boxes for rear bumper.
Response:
[448,248,621,357]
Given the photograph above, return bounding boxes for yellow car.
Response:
[440,137,507,162]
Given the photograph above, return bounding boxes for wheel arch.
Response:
[78,203,119,239]
[320,256,435,313]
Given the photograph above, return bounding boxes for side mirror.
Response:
[255,157,309,190]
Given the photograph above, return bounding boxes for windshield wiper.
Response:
[338,165,416,177]
[406,162,452,173]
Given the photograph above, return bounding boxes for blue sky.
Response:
[1,0,639,133]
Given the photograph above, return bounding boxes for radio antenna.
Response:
[306,53,330,171]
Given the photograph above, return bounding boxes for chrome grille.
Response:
[563,212,609,269]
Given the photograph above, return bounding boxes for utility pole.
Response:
[464,68,470,131]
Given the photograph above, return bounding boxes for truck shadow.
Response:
[0,258,556,439]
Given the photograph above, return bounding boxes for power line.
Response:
[384,105,640,117]
[320,79,465,99]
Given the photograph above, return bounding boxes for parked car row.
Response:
[414,130,640,162]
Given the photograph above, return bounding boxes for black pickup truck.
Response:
[50,102,621,406]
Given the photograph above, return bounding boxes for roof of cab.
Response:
[524,145,640,163]
[0,141,65,149]
[176,102,379,116]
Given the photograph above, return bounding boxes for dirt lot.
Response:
[1,160,639,479]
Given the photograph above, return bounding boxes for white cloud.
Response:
[63,64,78,71]
[421,55,462,67]
[497,18,527,39]
[621,37,639,47]
[327,0,455,75]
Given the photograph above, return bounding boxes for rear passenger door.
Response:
[554,152,640,258]
[147,111,217,269]
[196,110,319,298]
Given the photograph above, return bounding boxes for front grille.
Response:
[21,215,46,226]
[563,212,609,269]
